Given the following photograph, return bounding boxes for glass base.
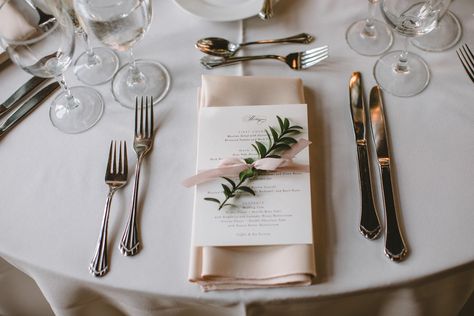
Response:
[112,59,171,109]
[74,47,119,86]
[411,11,462,52]
[373,51,430,97]
[49,86,104,134]
[346,19,393,56]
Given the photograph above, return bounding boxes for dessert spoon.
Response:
[196,33,314,58]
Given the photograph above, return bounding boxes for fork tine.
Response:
[134,98,138,137]
[302,54,329,70]
[106,141,113,175]
[302,45,328,56]
[123,141,128,176]
[145,97,149,138]
[150,96,154,136]
[112,141,117,174]
[301,49,328,62]
[118,141,123,174]
[140,97,144,137]
[457,45,474,83]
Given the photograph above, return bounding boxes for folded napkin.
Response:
[0,0,37,41]
[188,75,316,291]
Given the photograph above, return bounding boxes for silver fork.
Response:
[456,44,474,83]
[200,45,329,70]
[119,96,154,256]
[90,140,128,277]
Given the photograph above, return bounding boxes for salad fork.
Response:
[200,45,329,70]
[456,44,474,83]
[90,140,128,277]
[120,96,154,256]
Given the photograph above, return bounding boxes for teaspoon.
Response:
[258,0,273,20]
[195,33,314,58]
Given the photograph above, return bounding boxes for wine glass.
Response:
[374,0,449,97]
[0,0,104,133]
[411,1,461,52]
[346,0,394,56]
[61,0,119,86]
[75,0,171,108]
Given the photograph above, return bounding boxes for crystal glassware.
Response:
[373,0,450,97]
[75,0,170,108]
[411,1,461,52]
[66,5,120,86]
[0,0,104,133]
[346,0,394,56]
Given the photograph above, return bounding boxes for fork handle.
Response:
[241,33,314,46]
[120,157,143,256]
[90,189,115,277]
[201,55,283,68]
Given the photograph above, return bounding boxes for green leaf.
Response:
[244,158,255,164]
[272,143,292,152]
[266,154,281,158]
[279,137,297,144]
[269,126,279,143]
[277,116,284,131]
[236,186,256,196]
[265,130,273,147]
[222,184,232,197]
[283,118,290,130]
[204,197,220,204]
[290,125,303,130]
[255,141,267,158]
[222,177,236,189]
[283,129,302,135]
[239,168,255,181]
[251,144,259,155]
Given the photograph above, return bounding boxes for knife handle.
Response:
[381,164,408,261]
[357,143,381,239]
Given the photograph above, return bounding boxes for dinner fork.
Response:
[90,140,128,277]
[456,44,474,83]
[119,96,154,256]
[200,45,329,70]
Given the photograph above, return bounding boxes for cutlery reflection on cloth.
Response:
[188,75,316,291]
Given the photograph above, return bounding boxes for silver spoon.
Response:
[195,33,314,58]
[258,0,273,20]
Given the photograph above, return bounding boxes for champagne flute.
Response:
[373,0,449,97]
[0,0,104,133]
[61,0,119,86]
[411,1,461,52]
[346,0,394,56]
[75,0,171,108]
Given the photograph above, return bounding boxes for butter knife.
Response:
[349,72,381,239]
[0,76,48,118]
[369,85,408,262]
[0,82,59,139]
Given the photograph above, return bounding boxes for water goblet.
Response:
[346,0,394,56]
[411,1,461,52]
[75,0,171,108]
[0,0,104,133]
[61,0,119,86]
[374,0,450,97]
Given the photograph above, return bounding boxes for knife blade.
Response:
[349,72,381,240]
[0,76,48,118]
[369,85,408,262]
[0,82,60,139]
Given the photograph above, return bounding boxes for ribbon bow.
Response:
[182,139,311,187]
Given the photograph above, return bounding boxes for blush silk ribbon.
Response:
[182,139,311,187]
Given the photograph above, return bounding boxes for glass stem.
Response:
[82,31,100,67]
[127,48,145,87]
[56,74,79,110]
[363,0,377,37]
[396,37,410,73]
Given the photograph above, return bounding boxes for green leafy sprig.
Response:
[205,116,303,210]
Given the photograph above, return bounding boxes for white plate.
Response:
[173,0,274,22]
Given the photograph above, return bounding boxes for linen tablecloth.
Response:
[1,0,474,315]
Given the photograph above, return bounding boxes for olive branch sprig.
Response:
[205,116,303,210]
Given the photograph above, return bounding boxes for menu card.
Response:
[191,104,313,247]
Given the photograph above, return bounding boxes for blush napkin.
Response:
[188,75,316,291]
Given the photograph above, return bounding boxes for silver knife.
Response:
[0,76,48,118]
[369,85,408,262]
[0,82,60,139]
[349,72,381,240]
